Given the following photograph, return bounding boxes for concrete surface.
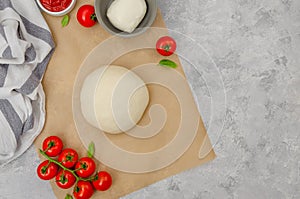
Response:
[1,0,300,198]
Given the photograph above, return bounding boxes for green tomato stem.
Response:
[43,141,54,153]
[163,44,170,52]
[90,14,97,21]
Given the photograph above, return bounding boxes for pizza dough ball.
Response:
[107,0,147,33]
[80,65,149,134]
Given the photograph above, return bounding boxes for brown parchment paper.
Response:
[34,1,216,198]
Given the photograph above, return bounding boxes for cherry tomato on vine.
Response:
[37,160,58,180]
[73,181,94,199]
[156,36,177,56]
[92,171,112,191]
[77,5,97,28]
[42,136,63,157]
[75,157,96,178]
[55,170,76,189]
[58,148,79,169]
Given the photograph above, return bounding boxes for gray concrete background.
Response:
[1,0,300,198]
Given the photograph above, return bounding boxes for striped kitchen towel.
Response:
[0,0,54,165]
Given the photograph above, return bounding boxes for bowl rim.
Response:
[95,0,158,38]
[36,0,77,17]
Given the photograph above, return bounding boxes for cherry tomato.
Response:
[73,181,94,199]
[58,148,78,169]
[55,170,76,189]
[37,160,58,180]
[92,171,112,191]
[156,36,177,56]
[42,136,63,157]
[77,5,97,28]
[75,157,96,178]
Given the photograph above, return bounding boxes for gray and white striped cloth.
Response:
[0,0,54,165]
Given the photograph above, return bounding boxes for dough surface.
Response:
[80,65,149,134]
[107,0,147,33]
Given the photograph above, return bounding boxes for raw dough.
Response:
[107,0,147,33]
[80,65,149,134]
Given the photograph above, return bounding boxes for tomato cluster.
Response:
[37,136,112,199]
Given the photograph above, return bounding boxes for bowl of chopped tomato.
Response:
[36,0,76,16]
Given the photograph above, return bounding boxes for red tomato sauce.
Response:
[40,0,72,12]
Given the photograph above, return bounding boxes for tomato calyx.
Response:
[41,167,47,174]
[90,14,97,21]
[163,44,171,52]
[43,141,54,152]
[41,161,51,174]
[74,185,80,193]
[80,162,88,170]
[93,174,98,181]
[65,153,74,161]
[57,173,69,184]
[48,141,55,148]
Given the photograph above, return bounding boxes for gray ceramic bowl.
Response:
[94,0,157,38]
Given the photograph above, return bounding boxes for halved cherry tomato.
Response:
[75,157,96,178]
[92,171,112,191]
[58,148,78,169]
[73,181,94,199]
[55,170,76,189]
[42,136,63,157]
[37,160,58,180]
[156,36,177,56]
[77,5,97,28]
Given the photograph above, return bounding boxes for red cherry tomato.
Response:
[75,157,96,178]
[42,136,63,157]
[58,148,79,169]
[92,171,112,191]
[37,160,58,180]
[156,36,177,56]
[73,181,94,199]
[77,5,97,28]
[55,170,76,189]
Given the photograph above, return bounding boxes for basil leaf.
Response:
[87,142,95,158]
[61,15,69,27]
[65,194,73,199]
[159,59,177,68]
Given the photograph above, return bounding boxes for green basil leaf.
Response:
[65,194,73,199]
[159,59,177,68]
[61,15,69,27]
[87,142,95,158]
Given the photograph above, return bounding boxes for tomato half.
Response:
[92,171,112,191]
[156,36,177,56]
[42,136,63,157]
[37,160,58,180]
[58,148,79,169]
[75,157,96,178]
[73,181,94,199]
[55,170,76,189]
[77,5,97,28]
